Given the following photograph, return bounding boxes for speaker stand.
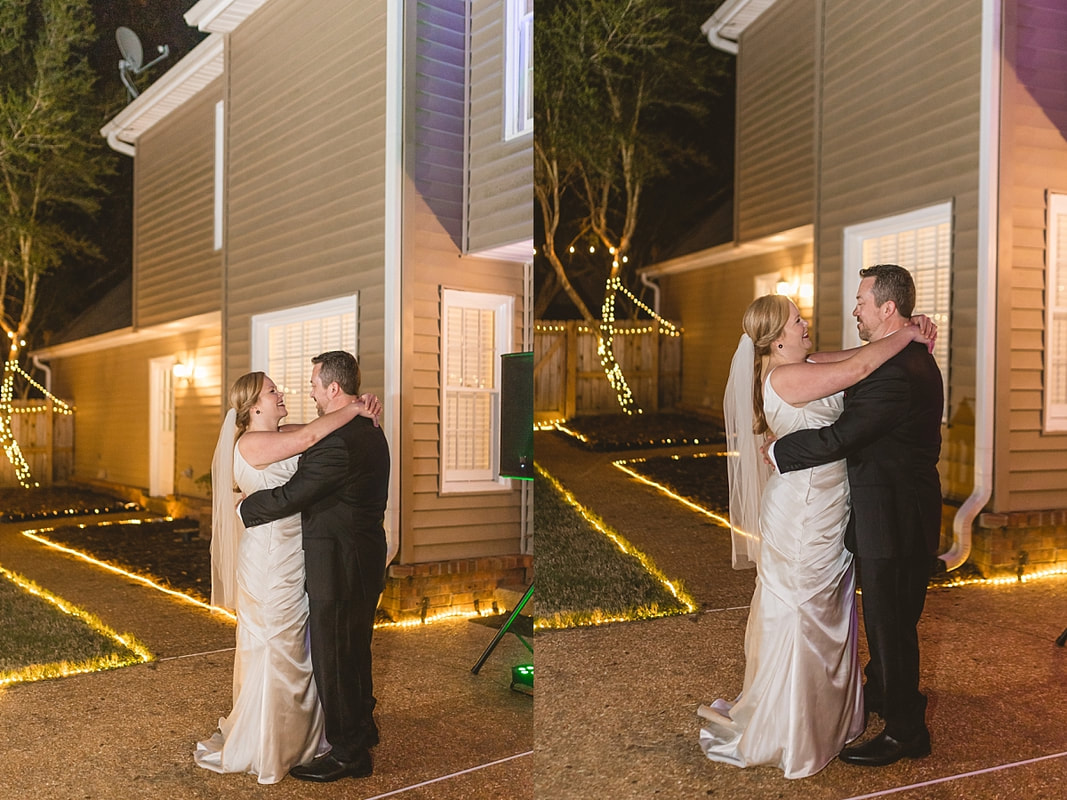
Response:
[471,583,534,675]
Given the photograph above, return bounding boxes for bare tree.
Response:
[534,0,729,411]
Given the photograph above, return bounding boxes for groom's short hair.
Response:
[860,264,916,318]
[312,350,361,395]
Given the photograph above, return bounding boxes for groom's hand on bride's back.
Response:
[760,434,777,469]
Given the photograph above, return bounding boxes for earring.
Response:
[255,409,261,415]
[777,343,783,349]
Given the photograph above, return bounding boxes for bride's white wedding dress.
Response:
[699,377,864,778]
[194,448,325,784]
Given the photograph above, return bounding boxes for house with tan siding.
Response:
[639,0,1067,576]
[32,0,533,620]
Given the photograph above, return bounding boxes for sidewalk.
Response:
[0,515,532,799]
[534,430,1067,800]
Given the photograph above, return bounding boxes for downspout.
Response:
[32,355,52,394]
[640,272,661,316]
[383,0,404,565]
[943,0,1000,570]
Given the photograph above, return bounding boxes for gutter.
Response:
[106,129,136,157]
[700,2,742,54]
[942,0,1000,570]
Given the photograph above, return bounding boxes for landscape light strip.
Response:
[839,749,1067,800]
[612,456,733,529]
[22,527,237,622]
[362,751,532,800]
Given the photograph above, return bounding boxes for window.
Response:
[440,289,514,493]
[504,0,533,140]
[843,203,952,415]
[1046,193,1067,431]
[251,296,358,423]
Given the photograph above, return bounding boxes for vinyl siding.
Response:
[813,0,981,502]
[660,244,813,416]
[397,0,525,564]
[49,330,222,496]
[466,0,532,252]
[223,0,388,398]
[134,79,224,328]
[735,0,815,242]
[994,0,1067,511]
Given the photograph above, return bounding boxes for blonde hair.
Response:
[741,294,791,435]
[229,371,266,441]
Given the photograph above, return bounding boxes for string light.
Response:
[534,463,697,631]
[534,418,567,431]
[0,360,75,487]
[0,564,153,688]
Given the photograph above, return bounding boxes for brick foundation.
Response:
[382,554,533,622]
[970,509,1067,577]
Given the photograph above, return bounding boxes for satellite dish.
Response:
[116,26,170,100]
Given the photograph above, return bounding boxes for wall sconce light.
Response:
[173,361,196,383]
[775,275,798,297]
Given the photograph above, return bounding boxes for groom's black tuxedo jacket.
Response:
[773,341,943,560]
[240,415,390,595]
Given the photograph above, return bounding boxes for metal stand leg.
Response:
[471,583,534,674]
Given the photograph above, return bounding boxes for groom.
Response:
[240,350,390,782]
[771,264,943,766]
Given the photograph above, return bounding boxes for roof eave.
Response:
[700,0,778,54]
[100,34,224,155]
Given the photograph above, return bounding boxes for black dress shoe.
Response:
[839,730,931,767]
[289,750,372,782]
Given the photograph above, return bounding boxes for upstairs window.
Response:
[505,0,533,140]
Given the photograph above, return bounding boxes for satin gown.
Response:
[699,377,865,779]
[194,448,326,784]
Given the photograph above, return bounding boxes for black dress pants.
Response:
[858,554,932,740]
[304,535,386,760]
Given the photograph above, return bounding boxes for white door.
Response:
[149,357,175,497]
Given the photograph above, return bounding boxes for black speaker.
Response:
[499,351,533,480]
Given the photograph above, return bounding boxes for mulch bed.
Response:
[36,518,211,603]
[554,412,724,451]
[0,487,140,522]
[621,452,730,515]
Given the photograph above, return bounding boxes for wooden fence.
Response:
[0,400,74,487]
[534,321,681,421]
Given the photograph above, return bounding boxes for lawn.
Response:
[535,468,694,629]
[0,566,151,686]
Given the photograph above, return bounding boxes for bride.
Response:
[195,371,379,784]
[698,294,932,778]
